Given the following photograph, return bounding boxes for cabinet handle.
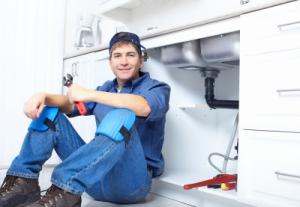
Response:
[278,21,300,32]
[275,171,300,180]
[240,0,249,5]
[71,62,79,77]
[276,89,300,96]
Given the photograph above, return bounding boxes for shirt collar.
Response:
[112,71,149,93]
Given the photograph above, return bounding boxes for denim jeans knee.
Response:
[7,112,85,179]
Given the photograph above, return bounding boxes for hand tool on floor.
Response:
[63,73,87,115]
[183,174,237,190]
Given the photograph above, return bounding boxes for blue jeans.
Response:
[7,111,152,204]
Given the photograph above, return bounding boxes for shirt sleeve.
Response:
[137,81,171,121]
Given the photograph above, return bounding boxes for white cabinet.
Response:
[239,1,300,206]
[99,0,295,37]
[63,50,114,142]
[238,130,300,207]
[64,0,295,58]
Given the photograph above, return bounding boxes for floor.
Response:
[0,166,192,207]
[81,193,191,207]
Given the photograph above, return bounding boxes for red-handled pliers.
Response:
[183,174,237,190]
[63,73,87,115]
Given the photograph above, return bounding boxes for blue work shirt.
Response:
[70,72,170,177]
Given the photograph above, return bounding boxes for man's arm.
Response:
[91,91,151,117]
[23,92,74,119]
[44,94,74,114]
[68,84,151,117]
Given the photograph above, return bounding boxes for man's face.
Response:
[109,43,143,86]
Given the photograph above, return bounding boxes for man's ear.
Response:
[140,57,144,68]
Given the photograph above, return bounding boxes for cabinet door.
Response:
[238,130,300,207]
[63,50,114,142]
[240,49,300,132]
[241,0,300,56]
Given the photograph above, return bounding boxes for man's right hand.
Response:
[23,93,46,120]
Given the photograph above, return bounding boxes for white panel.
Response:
[0,0,66,167]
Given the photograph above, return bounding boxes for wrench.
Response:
[63,73,87,115]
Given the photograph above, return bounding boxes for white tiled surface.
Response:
[0,167,191,207]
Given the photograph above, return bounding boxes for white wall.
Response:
[0,0,66,167]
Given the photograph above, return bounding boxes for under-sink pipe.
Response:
[204,77,239,109]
